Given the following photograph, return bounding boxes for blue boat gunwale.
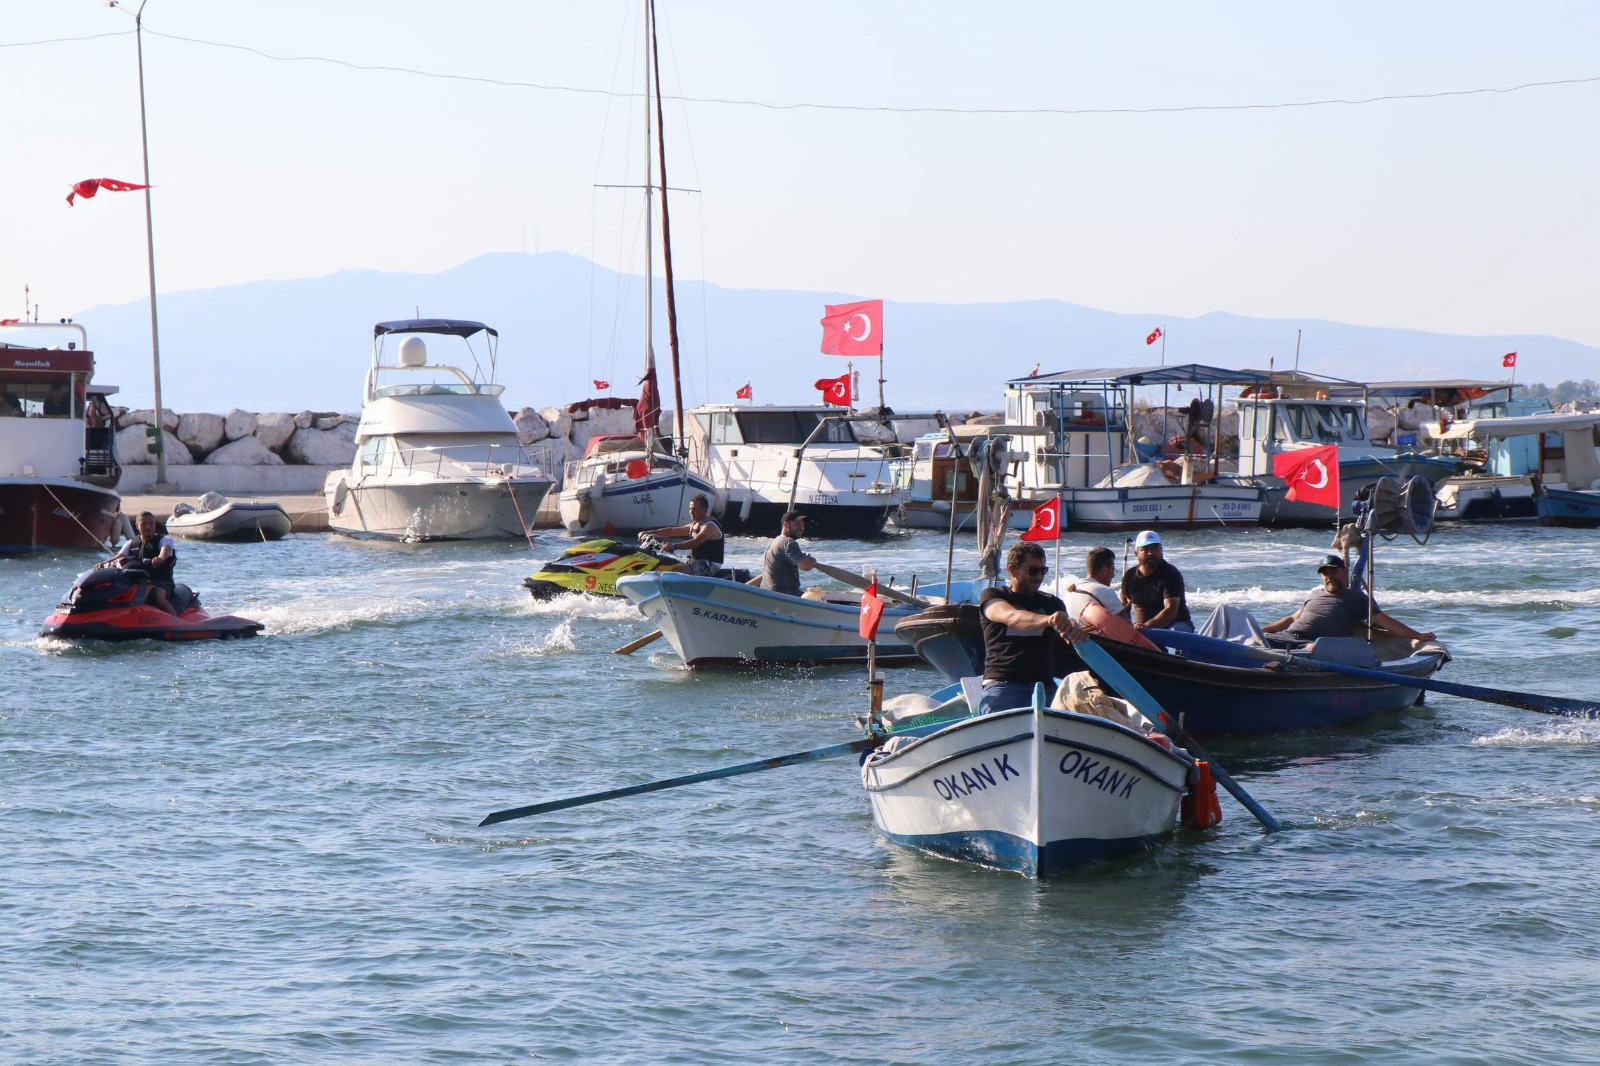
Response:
[617,571,917,636]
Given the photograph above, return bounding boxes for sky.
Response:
[4,1,1599,364]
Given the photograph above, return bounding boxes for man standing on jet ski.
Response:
[97,511,180,616]
[642,493,725,577]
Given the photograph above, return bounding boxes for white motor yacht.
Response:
[684,403,900,537]
[323,319,553,541]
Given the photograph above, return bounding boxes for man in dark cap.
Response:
[1262,554,1435,645]
[761,511,817,596]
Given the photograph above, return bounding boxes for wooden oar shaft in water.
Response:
[479,736,878,826]
[1142,628,1600,720]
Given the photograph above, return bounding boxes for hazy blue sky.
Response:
[5,2,1598,347]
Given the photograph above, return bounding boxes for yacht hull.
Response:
[0,478,120,553]
[325,477,551,541]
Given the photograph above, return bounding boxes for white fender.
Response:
[330,479,349,516]
[738,495,754,522]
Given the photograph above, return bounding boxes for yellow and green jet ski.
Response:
[522,537,684,600]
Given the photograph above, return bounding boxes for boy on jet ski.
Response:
[97,511,180,616]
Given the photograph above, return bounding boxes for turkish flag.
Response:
[0,318,18,326]
[859,579,886,641]
[814,373,851,407]
[1020,496,1062,541]
[593,379,610,390]
[66,178,150,206]
[735,383,752,400]
[1273,444,1340,507]
[820,299,883,356]
[1502,352,1517,368]
[1146,327,1163,346]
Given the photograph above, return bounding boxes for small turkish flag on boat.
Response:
[735,383,752,400]
[859,579,885,641]
[593,379,610,390]
[66,178,151,206]
[1020,497,1062,541]
[1146,327,1163,345]
[820,300,883,356]
[814,373,851,407]
[1273,444,1340,507]
[1503,352,1517,368]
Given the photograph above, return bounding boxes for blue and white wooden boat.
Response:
[893,604,1451,736]
[1538,485,1600,527]
[615,571,921,668]
[862,682,1194,877]
[1429,411,1600,528]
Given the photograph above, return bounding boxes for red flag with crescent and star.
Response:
[820,299,883,356]
[735,383,752,400]
[1146,327,1163,346]
[1502,352,1517,368]
[1020,497,1062,541]
[66,178,151,206]
[859,579,886,641]
[593,379,610,390]
[1273,444,1340,507]
[815,373,851,407]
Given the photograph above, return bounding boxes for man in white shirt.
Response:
[1062,546,1122,619]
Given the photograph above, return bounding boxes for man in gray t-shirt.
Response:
[1263,554,1435,644]
[762,511,817,596]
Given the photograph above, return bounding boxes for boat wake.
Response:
[1472,723,1600,747]
[516,595,641,623]
[488,619,578,658]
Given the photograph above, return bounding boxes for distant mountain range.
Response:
[64,251,1598,414]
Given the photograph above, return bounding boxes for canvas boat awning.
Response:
[1009,363,1275,387]
[1430,412,1600,441]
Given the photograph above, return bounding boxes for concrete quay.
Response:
[119,489,566,534]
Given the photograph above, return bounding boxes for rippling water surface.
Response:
[5,523,1600,1064]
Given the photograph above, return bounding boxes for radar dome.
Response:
[397,336,428,367]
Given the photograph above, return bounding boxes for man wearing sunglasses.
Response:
[977,542,1085,715]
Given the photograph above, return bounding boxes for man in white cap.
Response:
[1120,530,1193,632]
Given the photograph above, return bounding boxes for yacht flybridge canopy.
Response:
[1009,364,1275,387]
[373,319,497,339]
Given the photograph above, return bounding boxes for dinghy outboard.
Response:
[40,568,265,642]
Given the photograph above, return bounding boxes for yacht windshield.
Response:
[734,411,854,445]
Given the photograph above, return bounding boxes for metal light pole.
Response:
[112,0,170,486]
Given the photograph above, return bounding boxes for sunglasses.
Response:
[1022,565,1049,576]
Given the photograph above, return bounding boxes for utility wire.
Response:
[10,26,1596,118]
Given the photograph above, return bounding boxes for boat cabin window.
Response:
[374,382,490,399]
[360,436,389,470]
[0,372,79,418]
[733,411,853,445]
[1238,403,1273,441]
[701,411,741,444]
[913,440,935,462]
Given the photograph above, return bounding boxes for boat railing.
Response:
[381,441,555,481]
[562,452,689,489]
[694,452,902,502]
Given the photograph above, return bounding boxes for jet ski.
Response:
[40,567,265,642]
[523,536,753,600]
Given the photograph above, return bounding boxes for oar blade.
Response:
[613,629,664,655]
[478,737,872,827]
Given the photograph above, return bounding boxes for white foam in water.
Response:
[490,618,578,659]
[1472,724,1600,746]
[517,593,643,623]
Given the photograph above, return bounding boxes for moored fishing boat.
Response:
[615,570,920,667]
[1426,410,1600,528]
[861,680,1199,876]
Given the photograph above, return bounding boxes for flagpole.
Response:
[1052,494,1062,597]
[878,346,885,415]
[1159,326,1166,368]
[126,0,170,488]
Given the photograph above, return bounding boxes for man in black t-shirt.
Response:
[1120,530,1193,633]
[977,542,1085,714]
[1263,554,1435,645]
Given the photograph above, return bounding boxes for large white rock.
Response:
[568,405,639,454]
[1369,406,1399,444]
[115,425,195,465]
[314,413,355,431]
[253,411,298,452]
[176,412,226,457]
[512,407,550,444]
[224,409,257,441]
[852,420,897,445]
[284,427,357,465]
[204,435,285,466]
[293,409,317,429]
[539,406,572,441]
[122,407,180,431]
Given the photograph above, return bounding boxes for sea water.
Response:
[4,523,1600,1064]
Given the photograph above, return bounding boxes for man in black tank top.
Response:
[96,510,180,615]
[977,542,1085,714]
[643,493,724,577]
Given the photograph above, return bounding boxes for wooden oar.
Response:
[479,735,879,827]
[1074,638,1282,833]
[1142,628,1600,721]
[812,561,930,608]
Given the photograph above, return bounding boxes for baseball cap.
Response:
[781,511,806,524]
[1133,530,1162,549]
[1317,554,1347,572]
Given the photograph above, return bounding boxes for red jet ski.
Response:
[40,568,265,642]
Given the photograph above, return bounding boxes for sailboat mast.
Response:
[641,1,654,412]
[649,0,687,450]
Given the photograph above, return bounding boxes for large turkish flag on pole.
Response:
[820,300,882,356]
[1272,444,1340,507]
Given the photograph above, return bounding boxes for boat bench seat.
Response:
[1301,636,1379,669]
